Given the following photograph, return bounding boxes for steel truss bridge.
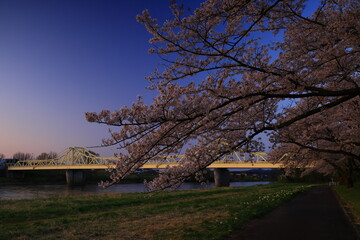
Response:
[7,147,283,171]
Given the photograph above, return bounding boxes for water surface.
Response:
[0,181,270,200]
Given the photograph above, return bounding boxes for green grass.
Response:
[334,183,360,223]
[0,183,311,240]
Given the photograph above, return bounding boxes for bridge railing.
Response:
[148,152,268,163]
[8,147,274,168]
[10,157,118,167]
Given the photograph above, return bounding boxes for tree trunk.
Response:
[346,176,354,188]
[346,172,354,188]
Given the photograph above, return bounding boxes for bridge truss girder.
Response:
[8,147,283,170]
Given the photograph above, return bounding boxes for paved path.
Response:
[228,186,358,240]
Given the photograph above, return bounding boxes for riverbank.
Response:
[0,169,277,185]
[0,170,158,185]
[0,181,271,200]
[0,183,310,240]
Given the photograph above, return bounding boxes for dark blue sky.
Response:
[0,0,321,158]
[0,0,183,157]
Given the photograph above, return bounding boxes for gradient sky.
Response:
[0,0,187,157]
[0,0,321,158]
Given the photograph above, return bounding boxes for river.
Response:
[0,181,270,200]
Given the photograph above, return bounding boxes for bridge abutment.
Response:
[214,168,230,187]
[66,170,86,185]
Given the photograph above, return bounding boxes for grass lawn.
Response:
[0,183,311,240]
[334,183,360,224]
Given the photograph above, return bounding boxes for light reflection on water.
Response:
[0,181,270,200]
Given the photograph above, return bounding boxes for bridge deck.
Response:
[7,162,282,170]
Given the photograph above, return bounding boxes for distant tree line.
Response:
[12,152,34,160]
[0,151,59,160]
[1,150,100,161]
[36,152,58,160]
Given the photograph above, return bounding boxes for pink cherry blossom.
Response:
[86,0,359,190]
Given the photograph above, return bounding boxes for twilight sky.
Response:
[0,0,190,157]
[0,0,321,158]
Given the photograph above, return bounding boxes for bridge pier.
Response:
[214,168,230,187]
[66,170,86,186]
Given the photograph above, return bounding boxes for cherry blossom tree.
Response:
[0,153,5,159]
[270,98,360,187]
[86,0,360,190]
